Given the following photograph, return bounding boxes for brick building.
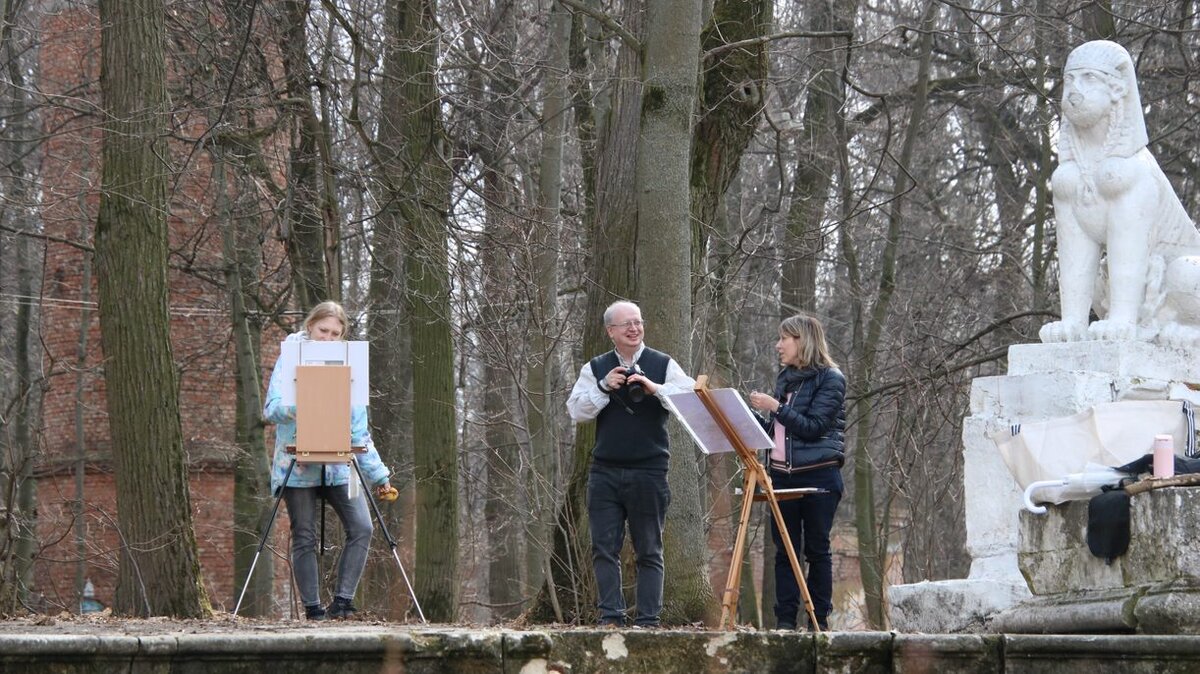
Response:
[32,5,291,615]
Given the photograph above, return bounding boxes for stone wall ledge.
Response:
[7,628,1200,673]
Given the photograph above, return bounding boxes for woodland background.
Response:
[1,0,1198,629]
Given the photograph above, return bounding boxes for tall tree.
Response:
[635,0,709,623]
[0,0,39,610]
[94,0,210,617]
[375,0,458,621]
[473,0,525,616]
[204,0,278,618]
[521,0,572,609]
[781,0,857,313]
[533,0,645,623]
[689,0,775,626]
[274,0,335,309]
[214,146,273,616]
[366,6,417,620]
[690,0,773,280]
[847,0,938,629]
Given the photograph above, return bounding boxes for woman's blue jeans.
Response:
[283,484,373,607]
[769,469,841,626]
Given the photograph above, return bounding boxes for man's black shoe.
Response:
[304,604,327,621]
[776,621,796,630]
[327,596,358,619]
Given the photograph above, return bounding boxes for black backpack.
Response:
[1086,486,1130,564]
[1088,438,1200,565]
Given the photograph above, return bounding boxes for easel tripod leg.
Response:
[350,457,428,624]
[720,469,759,630]
[234,458,297,617]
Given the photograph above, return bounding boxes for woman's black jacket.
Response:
[766,365,846,472]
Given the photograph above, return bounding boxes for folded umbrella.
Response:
[992,400,1194,512]
[1021,463,1126,514]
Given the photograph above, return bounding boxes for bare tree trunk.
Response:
[365,0,427,623]
[201,0,278,617]
[521,0,572,608]
[531,0,645,623]
[636,0,708,624]
[72,241,93,611]
[406,166,458,619]
[1030,0,1052,315]
[690,0,772,277]
[1082,0,1115,39]
[688,0,772,623]
[275,0,333,308]
[691,0,772,371]
[95,0,210,617]
[375,0,458,622]
[781,0,857,314]
[0,0,40,611]
[364,220,413,621]
[849,0,938,630]
[214,149,273,616]
[470,0,526,620]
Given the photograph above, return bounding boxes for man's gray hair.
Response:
[603,300,640,326]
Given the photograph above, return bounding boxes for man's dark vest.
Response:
[588,348,671,471]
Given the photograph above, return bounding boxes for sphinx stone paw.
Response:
[1087,319,1137,341]
[1039,320,1088,343]
[1158,323,1200,348]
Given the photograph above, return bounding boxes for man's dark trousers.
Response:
[587,464,671,626]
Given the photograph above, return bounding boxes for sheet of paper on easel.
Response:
[664,388,773,454]
[278,340,369,406]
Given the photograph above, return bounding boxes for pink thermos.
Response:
[1153,434,1175,479]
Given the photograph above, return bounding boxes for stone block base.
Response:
[888,578,1030,633]
[999,485,1200,634]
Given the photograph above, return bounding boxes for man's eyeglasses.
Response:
[608,319,645,329]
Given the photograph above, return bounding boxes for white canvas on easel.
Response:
[278,340,369,406]
[664,388,773,454]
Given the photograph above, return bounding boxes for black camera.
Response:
[625,364,645,403]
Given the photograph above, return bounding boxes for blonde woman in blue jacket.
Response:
[749,313,845,631]
[263,301,394,620]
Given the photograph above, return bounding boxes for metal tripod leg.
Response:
[350,457,427,624]
[233,458,296,617]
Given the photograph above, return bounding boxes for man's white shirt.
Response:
[566,344,696,423]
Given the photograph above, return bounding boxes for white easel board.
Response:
[279,340,369,406]
[664,388,773,455]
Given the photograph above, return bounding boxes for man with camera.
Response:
[566,300,696,627]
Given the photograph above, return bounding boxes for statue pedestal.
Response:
[991,486,1200,634]
[888,341,1200,633]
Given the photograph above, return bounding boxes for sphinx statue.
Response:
[1039,40,1200,345]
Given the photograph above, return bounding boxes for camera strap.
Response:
[608,390,636,415]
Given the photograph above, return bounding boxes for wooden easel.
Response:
[692,376,821,632]
[294,363,354,462]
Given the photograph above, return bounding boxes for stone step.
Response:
[1008,341,1200,381]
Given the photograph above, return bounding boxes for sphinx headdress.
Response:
[1059,40,1148,161]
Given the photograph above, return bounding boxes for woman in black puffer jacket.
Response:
[749,313,845,631]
